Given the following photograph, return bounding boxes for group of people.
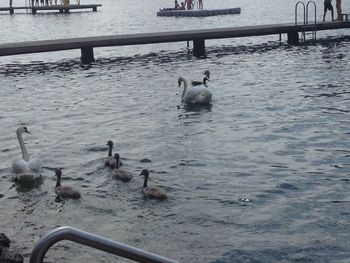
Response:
[161,0,203,11]
[28,0,67,6]
[323,0,342,21]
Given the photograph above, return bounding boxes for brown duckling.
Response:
[112,153,132,182]
[139,169,167,200]
[191,70,210,86]
[54,169,81,199]
[105,140,117,168]
[191,76,209,87]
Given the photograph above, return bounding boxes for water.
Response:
[1,0,350,262]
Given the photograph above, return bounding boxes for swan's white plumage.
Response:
[184,87,212,104]
[11,127,42,182]
[178,77,212,105]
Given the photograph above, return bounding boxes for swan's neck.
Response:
[17,129,29,161]
[143,175,148,188]
[108,145,112,157]
[56,176,61,188]
[180,78,188,102]
[114,159,120,169]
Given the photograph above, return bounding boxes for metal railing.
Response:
[30,226,180,263]
[295,1,306,26]
[306,1,317,41]
[295,1,317,43]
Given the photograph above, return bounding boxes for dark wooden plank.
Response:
[0,21,349,57]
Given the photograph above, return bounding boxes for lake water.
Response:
[1,0,350,262]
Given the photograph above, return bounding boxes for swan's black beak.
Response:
[24,127,30,134]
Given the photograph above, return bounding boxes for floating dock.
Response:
[157,7,241,17]
[0,4,101,14]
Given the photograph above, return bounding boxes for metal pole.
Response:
[30,226,180,263]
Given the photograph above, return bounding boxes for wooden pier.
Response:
[0,20,349,63]
[0,4,101,14]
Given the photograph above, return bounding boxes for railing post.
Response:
[192,38,205,58]
[81,47,95,64]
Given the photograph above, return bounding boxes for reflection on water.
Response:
[183,103,213,113]
[14,177,44,192]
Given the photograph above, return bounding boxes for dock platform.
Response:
[0,4,101,14]
[0,21,349,63]
[157,7,241,17]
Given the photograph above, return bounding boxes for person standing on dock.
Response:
[9,0,12,8]
[180,2,185,9]
[198,0,203,9]
[175,0,180,9]
[336,0,342,20]
[323,0,334,21]
[185,0,192,10]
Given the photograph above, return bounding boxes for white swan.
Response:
[178,77,212,105]
[11,126,42,182]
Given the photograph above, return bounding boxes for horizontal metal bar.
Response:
[30,226,180,263]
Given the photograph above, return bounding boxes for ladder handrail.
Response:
[306,0,316,24]
[306,0,317,40]
[294,0,317,43]
[295,1,306,25]
[30,226,180,263]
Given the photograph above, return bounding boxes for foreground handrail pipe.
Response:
[30,226,180,263]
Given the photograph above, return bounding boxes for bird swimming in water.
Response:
[191,76,209,87]
[105,140,117,168]
[112,153,132,182]
[12,126,42,182]
[191,70,210,86]
[54,169,81,199]
[139,169,167,200]
[178,77,212,105]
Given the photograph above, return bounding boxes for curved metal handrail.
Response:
[30,226,180,263]
[295,1,306,25]
[306,0,316,24]
[306,0,317,40]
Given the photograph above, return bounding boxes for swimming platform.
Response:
[157,7,241,17]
